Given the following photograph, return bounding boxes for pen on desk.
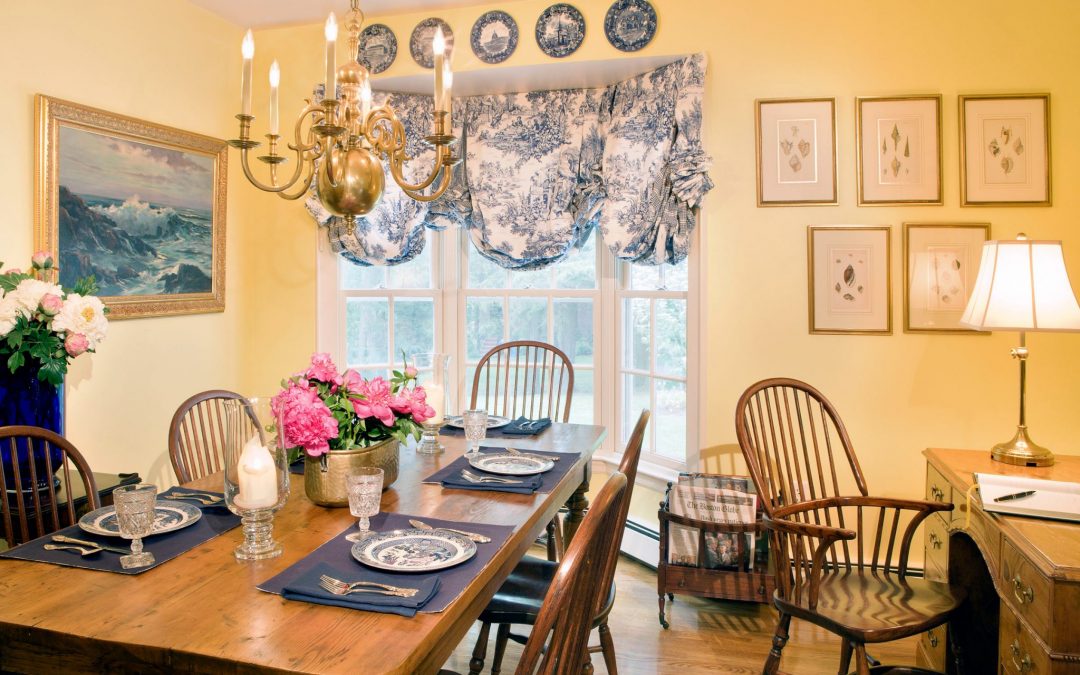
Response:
[994,490,1036,503]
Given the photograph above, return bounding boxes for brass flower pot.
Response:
[303,439,399,507]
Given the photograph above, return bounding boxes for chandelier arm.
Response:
[387,145,451,193]
[400,159,454,202]
[237,147,304,193]
[276,161,319,201]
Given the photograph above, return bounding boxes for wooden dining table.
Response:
[0,423,606,674]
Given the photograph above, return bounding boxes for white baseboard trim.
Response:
[620,517,660,569]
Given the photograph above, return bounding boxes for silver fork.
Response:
[318,577,418,598]
[461,469,524,485]
[505,447,559,462]
[319,574,419,597]
[166,491,223,502]
[165,494,221,505]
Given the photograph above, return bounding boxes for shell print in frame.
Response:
[926,245,968,311]
[983,118,1028,183]
[878,117,922,185]
[776,118,817,183]
[604,0,657,52]
[410,17,454,69]
[536,4,586,58]
[357,23,397,74]
[471,10,518,64]
[828,247,872,313]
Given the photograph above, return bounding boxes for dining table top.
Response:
[0,423,606,675]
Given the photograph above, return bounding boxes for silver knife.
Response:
[408,518,492,544]
[51,535,131,554]
[505,447,559,461]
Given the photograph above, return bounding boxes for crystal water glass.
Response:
[344,467,384,543]
[463,409,488,456]
[114,483,157,569]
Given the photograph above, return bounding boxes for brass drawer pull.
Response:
[930,485,945,502]
[929,532,943,549]
[1013,574,1035,604]
[1010,638,1033,672]
[928,628,938,648]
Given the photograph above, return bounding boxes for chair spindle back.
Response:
[470,341,574,422]
[169,389,250,484]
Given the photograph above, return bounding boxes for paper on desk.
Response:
[976,473,1080,523]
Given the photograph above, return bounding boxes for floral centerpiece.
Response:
[271,353,435,505]
[0,251,108,489]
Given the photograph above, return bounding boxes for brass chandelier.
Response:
[228,0,458,227]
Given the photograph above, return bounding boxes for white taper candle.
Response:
[240,30,254,115]
[269,60,280,135]
[324,13,338,101]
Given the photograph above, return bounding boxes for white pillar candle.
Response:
[425,382,446,425]
[240,30,254,115]
[268,60,280,135]
[432,27,445,113]
[236,434,278,509]
[324,13,338,101]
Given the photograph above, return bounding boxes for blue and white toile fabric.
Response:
[307,92,460,267]
[597,53,712,265]
[450,88,608,270]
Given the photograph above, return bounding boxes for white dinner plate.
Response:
[443,415,511,429]
[351,528,477,572]
[77,500,202,537]
[467,452,554,476]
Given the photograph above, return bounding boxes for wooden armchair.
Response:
[735,378,964,674]
[168,389,249,484]
[470,340,574,423]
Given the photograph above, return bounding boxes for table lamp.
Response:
[960,234,1080,466]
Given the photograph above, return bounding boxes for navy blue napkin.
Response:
[282,562,440,617]
[439,459,544,495]
[500,417,552,436]
[159,487,231,512]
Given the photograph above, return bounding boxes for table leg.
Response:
[563,462,592,545]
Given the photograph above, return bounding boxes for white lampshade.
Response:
[960,236,1080,332]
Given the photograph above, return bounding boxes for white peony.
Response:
[52,293,108,348]
[0,295,21,337]
[8,278,63,315]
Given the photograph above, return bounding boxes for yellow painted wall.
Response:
[0,0,249,485]
[244,0,1080,533]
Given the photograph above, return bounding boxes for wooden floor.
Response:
[443,550,919,674]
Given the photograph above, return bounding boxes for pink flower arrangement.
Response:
[272,353,432,458]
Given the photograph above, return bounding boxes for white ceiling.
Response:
[189,0,476,29]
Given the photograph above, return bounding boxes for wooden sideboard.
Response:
[921,449,1080,674]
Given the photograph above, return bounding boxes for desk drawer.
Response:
[924,512,949,576]
[1001,537,1052,644]
[926,464,951,506]
[920,624,947,672]
[999,600,1053,675]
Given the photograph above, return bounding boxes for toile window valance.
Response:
[311,53,712,269]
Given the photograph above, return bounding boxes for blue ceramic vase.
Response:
[0,365,64,490]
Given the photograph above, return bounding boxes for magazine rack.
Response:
[657,481,775,628]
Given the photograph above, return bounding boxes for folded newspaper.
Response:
[667,474,762,570]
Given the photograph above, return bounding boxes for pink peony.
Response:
[40,293,63,316]
[349,376,395,427]
[31,251,54,269]
[271,381,339,456]
[6,268,21,275]
[305,352,342,386]
[64,332,89,357]
[341,368,364,393]
[389,385,436,424]
[404,365,418,379]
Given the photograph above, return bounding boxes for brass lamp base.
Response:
[991,425,1055,467]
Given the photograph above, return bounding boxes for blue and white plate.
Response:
[471,10,518,64]
[357,23,397,74]
[410,17,454,69]
[443,414,511,429]
[468,452,554,476]
[351,528,477,572]
[535,4,585,58]
[604,0,657,52]
[78,500,202,538]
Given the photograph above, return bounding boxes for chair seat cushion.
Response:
[480,554,615,625]
[776,571,964,644]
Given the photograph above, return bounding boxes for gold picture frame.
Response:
[756,98,838,206]
[856,95,943,206]
[903,222,990,334]
[959,94,1051,207]
[807,226,892,335]
[35,95,227,319]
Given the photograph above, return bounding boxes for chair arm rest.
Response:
[762,512,857,543]
[772,495,952,519]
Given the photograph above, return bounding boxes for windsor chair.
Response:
[735,378,963,675]
[168,389,253,484]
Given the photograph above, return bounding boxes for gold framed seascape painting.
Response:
[903,222,990,334]
[856,95,942,205]
[35,95,227,319]
[807,226,891,335]
[756,98,837,206]
[959,94,1050,206]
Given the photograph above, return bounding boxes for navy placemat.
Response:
[0,490,241,575]
[289,459,305,475]
[282,561,441,617]
[159,486,232,513]
[422,446,581,495]
[440,417,552,438]
[258,511,514,614]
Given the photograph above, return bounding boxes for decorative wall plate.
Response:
[351,528,477,572]
[471,10,518,64]
[443,415,511,429]
[410,17,454,69]
[468,453,554,476]
[357,23,397,74]
[604,0,657,52]
[535,4,585,58]
[78,500,202,537]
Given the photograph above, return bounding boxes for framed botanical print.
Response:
[959,94,1051,206]
[856,95,942,205]
[808,226,892,335]
[903,222,990,333]
[35,95,227,319]
[756,98,837,206]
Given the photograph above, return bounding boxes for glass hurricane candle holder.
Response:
[411,352,451,454]
[223,397,289,561]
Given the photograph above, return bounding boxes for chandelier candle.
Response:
[433,27,446,112]
[269,61,280,136]
[324,13,338,100]
[240,30,254,115]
